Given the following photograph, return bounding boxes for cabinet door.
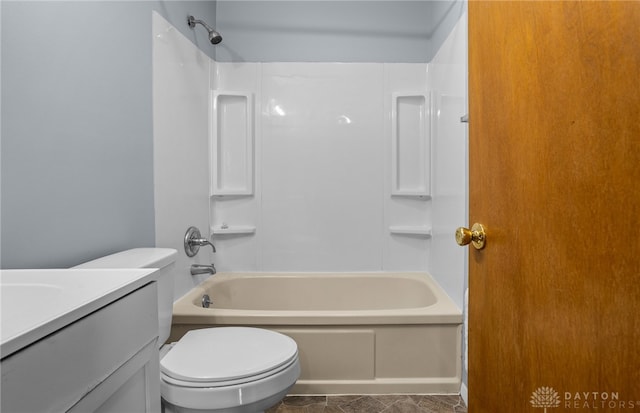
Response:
[70,340,161,413]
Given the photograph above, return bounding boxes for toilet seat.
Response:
[160,327,299,387]
[162,355,298,388]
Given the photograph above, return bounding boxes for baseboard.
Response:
[460,382,468,406]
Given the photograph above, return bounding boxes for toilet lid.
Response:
[160,327,298,384]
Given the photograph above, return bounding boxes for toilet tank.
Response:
[73,248,177,346]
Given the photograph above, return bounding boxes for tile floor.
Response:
[266,395,467,413]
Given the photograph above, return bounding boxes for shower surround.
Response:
[152,9,466,304]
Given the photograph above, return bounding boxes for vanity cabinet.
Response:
[1,282,161,412]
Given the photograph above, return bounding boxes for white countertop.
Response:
[0,268,159,358]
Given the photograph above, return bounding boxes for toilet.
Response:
[74,248,300,413]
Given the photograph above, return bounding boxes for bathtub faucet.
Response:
[191,263,216,276]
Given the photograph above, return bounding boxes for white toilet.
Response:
[74,248,300,413]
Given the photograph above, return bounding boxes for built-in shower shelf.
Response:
[211,225,256,235]
[389,226,432,237]
[210,91,254,196]
[390,194,432,200]
[390,92,431,197]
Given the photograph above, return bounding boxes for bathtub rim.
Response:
[172,272,462,326]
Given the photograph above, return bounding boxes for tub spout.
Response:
[191,264,216,276]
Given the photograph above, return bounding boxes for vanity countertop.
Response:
[0,268,159,358]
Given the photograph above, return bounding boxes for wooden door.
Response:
[468,2,640,411]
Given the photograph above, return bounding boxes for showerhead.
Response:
[209,31,223,45]
[187,15,223,45]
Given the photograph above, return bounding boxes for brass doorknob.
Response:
[455,223,486,250]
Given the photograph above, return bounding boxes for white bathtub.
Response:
[170,272,462,394]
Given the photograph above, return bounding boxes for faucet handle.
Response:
[184,226,216,257]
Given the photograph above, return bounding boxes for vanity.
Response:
[1,268,161,412]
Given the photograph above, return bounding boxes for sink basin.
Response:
[0,268,159,358]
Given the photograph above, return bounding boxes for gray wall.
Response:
[215,1,464,62]
[1,1,217,268]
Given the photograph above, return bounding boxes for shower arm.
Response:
[187,16,214,32]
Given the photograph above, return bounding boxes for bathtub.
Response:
[170,272,462,394]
